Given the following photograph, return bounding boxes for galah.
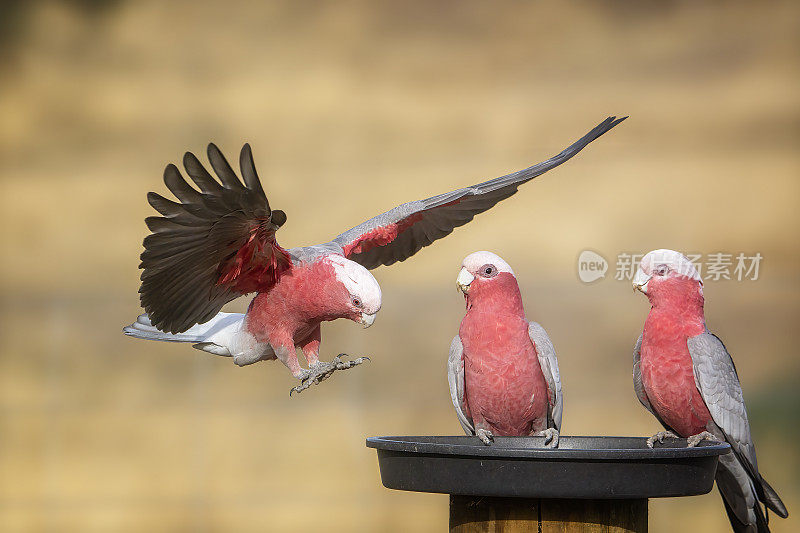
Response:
[449,251,562,446]
[123,116,624,394]
[632,249,787,532]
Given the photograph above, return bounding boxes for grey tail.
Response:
[719,488,768,533]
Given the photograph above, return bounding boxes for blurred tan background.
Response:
[1,1,798,531]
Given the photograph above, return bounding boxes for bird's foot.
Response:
[476,429,494,446]
[687,431,717,447]
[534,428,560,448]
[289,354,370,396]
[646,430,680,448]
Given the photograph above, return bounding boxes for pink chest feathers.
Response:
[244,260,350,343]
[460,311,548,436]
[640,312,711,437]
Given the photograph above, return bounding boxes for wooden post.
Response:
[449,496,647,533]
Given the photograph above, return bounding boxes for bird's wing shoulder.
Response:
[448,335,473,435]
[140,144,292,333]
[528,321,563,431]
[327,117,626,270]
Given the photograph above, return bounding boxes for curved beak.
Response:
[632,269,651,294]
[457,268,475,294]
[359,312,376,328]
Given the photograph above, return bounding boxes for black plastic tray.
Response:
[366,435,730,499]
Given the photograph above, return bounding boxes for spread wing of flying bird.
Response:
[138,116,626,343]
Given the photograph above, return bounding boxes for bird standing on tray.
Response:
[449,252,562,447]
[632,249,787,532]
[124,116,624,395]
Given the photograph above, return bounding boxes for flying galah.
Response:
[123,116,624,394]
[449,251,562,446]
[632,249,787,532]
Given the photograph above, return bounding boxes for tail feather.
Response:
[716,450,788,533]
[720,489,757,533]
[123,312,244,346]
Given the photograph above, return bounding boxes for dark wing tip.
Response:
[206,142,232,167]
[182,150,200,166]
[163,163,180,180]
[206,142,246,190]
[146,191,162,208]
[240,143,254,168]
[610,115,629,126]
[565,115,627,151]
[596,114,628,135]
[238,142,267,199]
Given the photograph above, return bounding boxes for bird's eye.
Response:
[479,264,497,277]
[655,265,669,276]
[351,297,362,307]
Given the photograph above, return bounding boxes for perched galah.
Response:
[632,249,787,532]
[123,116,624,394]
[448,251,562,446]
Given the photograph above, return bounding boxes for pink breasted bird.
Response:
[632,249,787,532]
[123,116,624,394]
[449,251,562,446]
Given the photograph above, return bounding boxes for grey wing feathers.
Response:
[687,332,756,469]
[632,334,655,415]
[528,322,563,431]
[447,335,474,435]
[688,331,788,520]
[333,116,627,270]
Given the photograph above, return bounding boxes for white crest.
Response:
[325,254,382,314]
[639,249,702,283]
[461,251,515,277]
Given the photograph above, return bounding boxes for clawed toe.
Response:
[536,428,560,448]
[333,354,370,370]
[687,431,716,447]
[646,430,679,448]
[476,429,494,445]
[289,354,370,396]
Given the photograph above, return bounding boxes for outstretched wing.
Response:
[447,335,474,435]
[687,331,787,519]
[140,144,291,334]
[528,322,562,431]
[331,116,626,269]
